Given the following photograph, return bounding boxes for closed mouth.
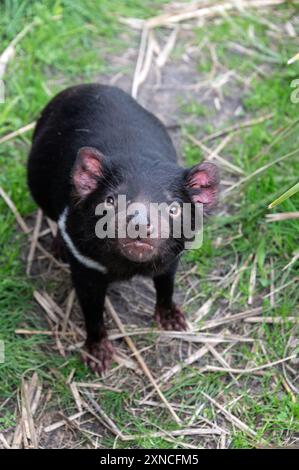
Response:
[122,240,154,249]
[119,239,155,262]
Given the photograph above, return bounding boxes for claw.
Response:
[82,337,114,374]
[154,304,187,331]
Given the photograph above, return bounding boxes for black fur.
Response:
[27,84,219,372]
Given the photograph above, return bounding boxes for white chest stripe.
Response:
[58,207,107,274]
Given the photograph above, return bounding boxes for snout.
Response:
[117,204,163,262]
[119,238,155,262]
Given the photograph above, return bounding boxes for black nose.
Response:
[135,223,154,236]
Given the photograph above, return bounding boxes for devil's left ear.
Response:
[185,161,220,210]
[72,147,104,198]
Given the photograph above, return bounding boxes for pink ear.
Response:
[186,162,220,209]
[72,147,104,197]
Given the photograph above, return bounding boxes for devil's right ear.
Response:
[72,147,104,198]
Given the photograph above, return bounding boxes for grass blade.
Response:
[268,182,299,208]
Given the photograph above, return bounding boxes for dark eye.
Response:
[105,195,115,207]
[168,202,181,217]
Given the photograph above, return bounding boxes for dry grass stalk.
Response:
[200,307,262,330]
[193,297,215,322]
[0,122,36,145]
[42,291,85,337]
[244,316,298,324]
[135,30,156,92]
[62,289,75,334]
[26,209,43,275]
[54,330,66,357]
[187,401,228,436]
[122,1,285,30]
[36,243,70,272]
[46,217,57,236]
[83,391,124,439]
[187,133,243,175]
[0,433,11,449]
[283,251,299,271]
[131,26,149,98]
[162,438,200,450]
[34,290,60,324]
[0,43,15,79]
[201,391,257,438]
[35,227,51,238]
[228,42,276,63]
[288,51,299,64]
[281,376,297,403]
[106,327,253,343]
[266,212,299,222]
[207,344,239,384]
[203,112,274,143]
[229,254,252,306]
[75,382,123,393]
[248,255,257,305]
[282,328,299,396]
[270,257,275,307]
[224,148,299,196]
[43,411,86,433]
[69,382,83,413]
[112,351,139,371]
[203,133,234,162]
[59,414,99,448]
[138,398,194,413]
[200,354,296,375]
[105,297,181,424]
[263,277,299,300]
[219,433,227,449]
[122,427,222,441]
[0,189,68,272]
[141,342,220,403]
[12,373,41,449]
[0,21,38,79]
[21,379,38,448]
[156,26,178,67]
[159,330,254,343]
[66,368,76,385]
[0,185,30,233]
[15,329,75,336]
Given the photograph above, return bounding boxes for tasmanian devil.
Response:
[27,84,219,373]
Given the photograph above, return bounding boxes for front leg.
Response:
[153,261,186,331]
[69,257,113,373]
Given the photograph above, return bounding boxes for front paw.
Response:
[82,337,114,374]
[154,304,187,331]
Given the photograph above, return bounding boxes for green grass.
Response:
[0,0,298,449]
[181,8,299,447]
[0,0,169,435]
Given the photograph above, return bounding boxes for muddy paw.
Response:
[82,337,114,374]
[154,304,187,331]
